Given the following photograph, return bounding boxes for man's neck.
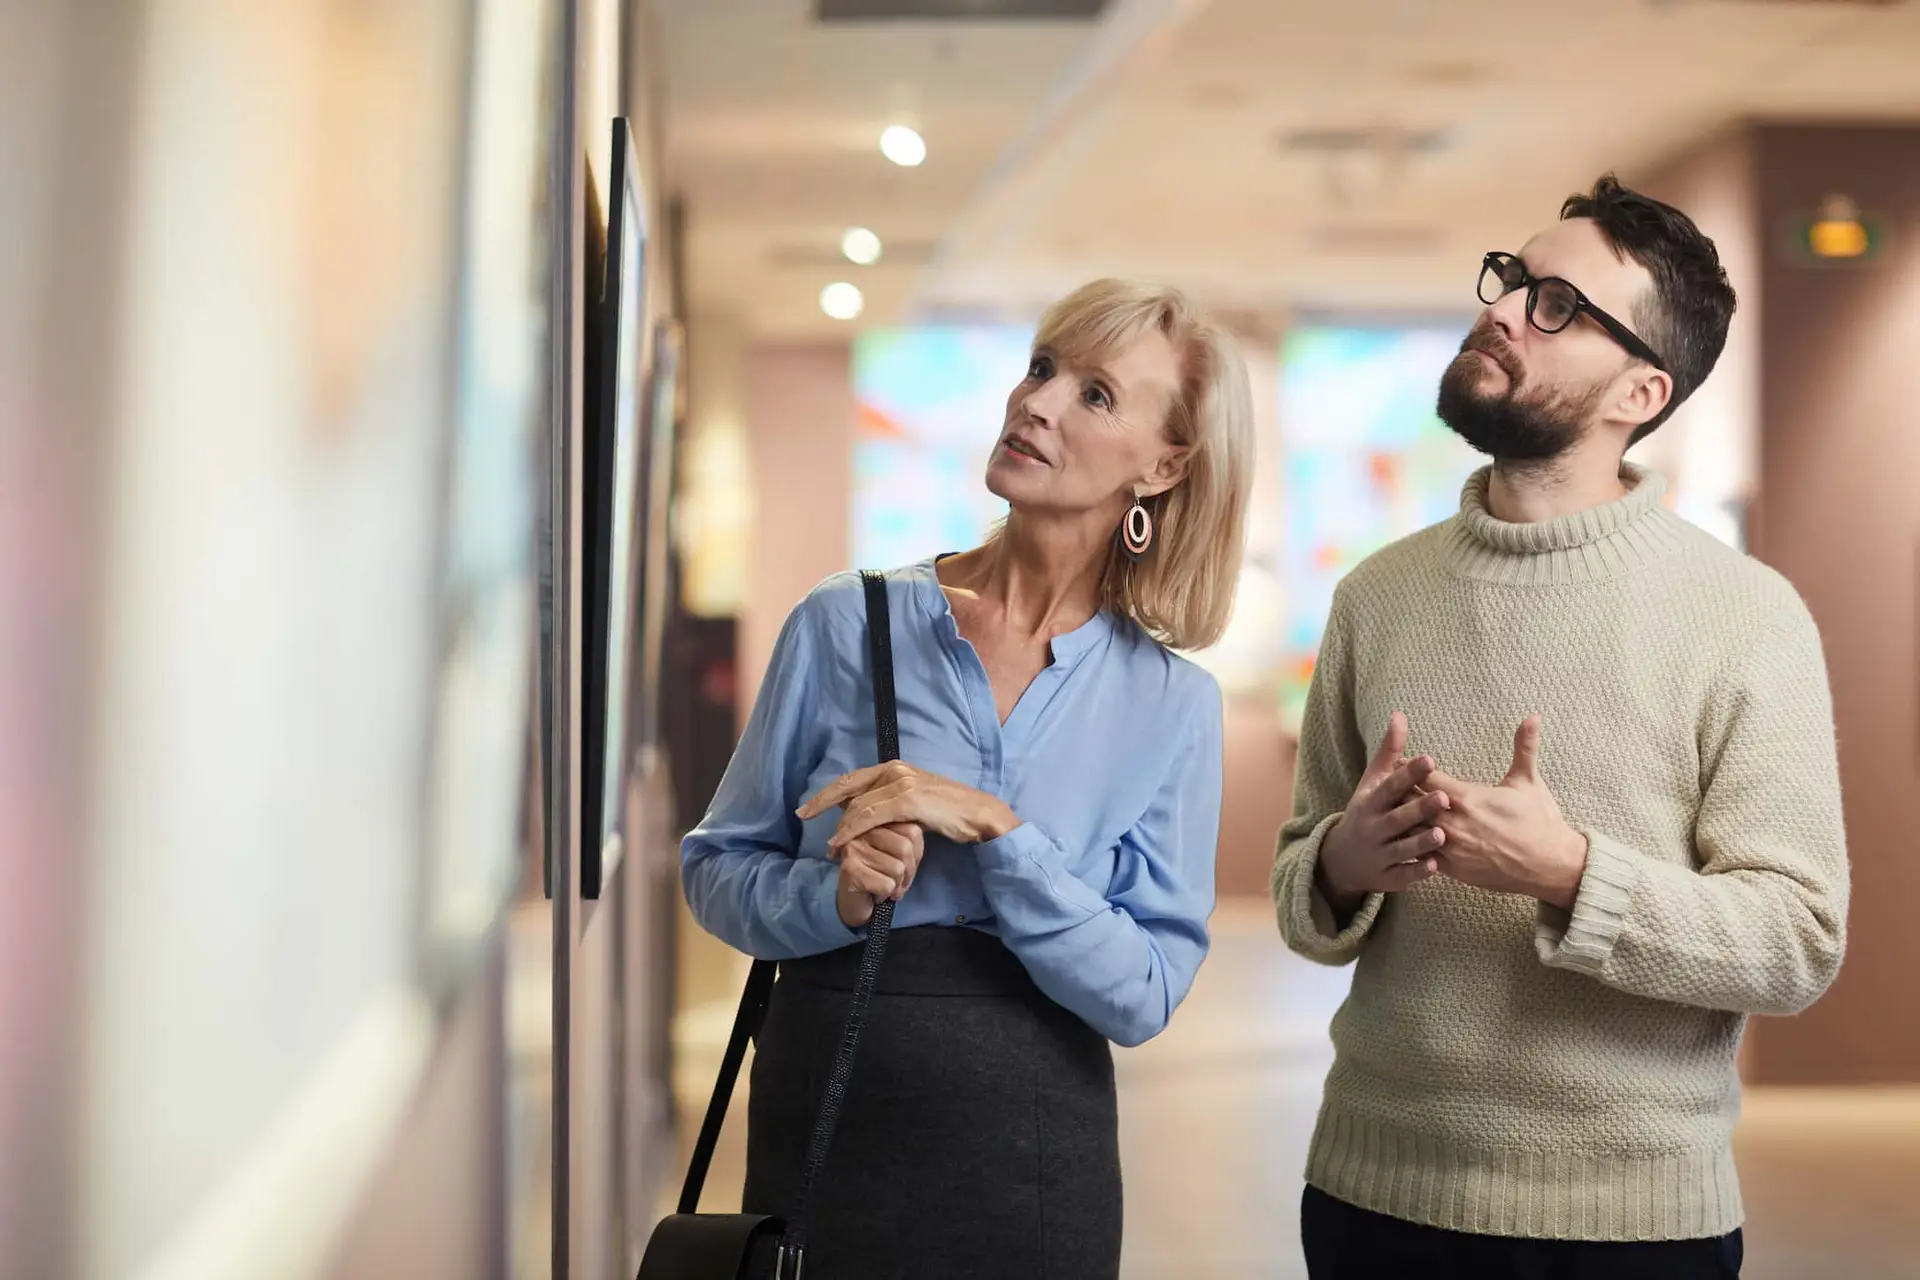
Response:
[1487,443,1630,524]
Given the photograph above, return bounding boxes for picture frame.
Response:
[580,116,650,900]
[419,0,557,982]
[631,316,683,768]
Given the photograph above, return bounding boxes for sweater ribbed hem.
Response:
[1306,1103,1744,1242]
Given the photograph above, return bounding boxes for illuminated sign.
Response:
[1790,194,1882,264]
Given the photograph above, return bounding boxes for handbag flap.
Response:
[635,1213,783,1280]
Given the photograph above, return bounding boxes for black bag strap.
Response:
[673,571,902,1277]
[778,571,898,1269]
[674,956,774,1215]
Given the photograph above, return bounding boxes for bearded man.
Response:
[1271,175,1848,1280]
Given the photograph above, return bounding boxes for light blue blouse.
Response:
[680,560,1224,1046]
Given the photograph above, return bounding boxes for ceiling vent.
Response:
[1398,60,1491,87]
[817,0,1108,18]
[1276,126,1449,157]
[1277,127,1451,210]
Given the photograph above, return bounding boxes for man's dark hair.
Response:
[1560,174,1736,444]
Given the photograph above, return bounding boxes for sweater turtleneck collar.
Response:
[1446,463,1686,584]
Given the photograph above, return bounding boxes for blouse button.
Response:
[954,915,968,925]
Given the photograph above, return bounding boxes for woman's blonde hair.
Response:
[1025,278,1253,652]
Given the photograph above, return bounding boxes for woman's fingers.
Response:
[827,781,917,848]
[797,761,921,821]
[839,859,893,900]
[862,824,923,890]
[840,844,909,900]
[796,764,888,820]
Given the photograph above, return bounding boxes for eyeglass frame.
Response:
[1477,251,1668,372]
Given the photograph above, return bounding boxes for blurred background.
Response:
[3,0,1918,1277]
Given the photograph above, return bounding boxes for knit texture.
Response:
[1271,464,1849,1242]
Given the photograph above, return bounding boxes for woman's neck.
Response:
[939,510,1109,643]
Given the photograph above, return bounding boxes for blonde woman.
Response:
[682,278,1253,1278]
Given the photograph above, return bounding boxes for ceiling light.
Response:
[820,282,864,321]
[879,125,926,167]
[841,227,883,265]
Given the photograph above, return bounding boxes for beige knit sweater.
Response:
[1271,464,1848,1242]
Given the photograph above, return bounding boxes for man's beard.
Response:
[1435,336,1601,466]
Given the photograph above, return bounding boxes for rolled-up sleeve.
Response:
[1533,603,1848,1014]
[680,599,860,960]
[1271,584,1382,966]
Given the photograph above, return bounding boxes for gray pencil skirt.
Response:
[742,926,1122,1280]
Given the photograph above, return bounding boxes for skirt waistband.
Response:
[778,925,1035,998]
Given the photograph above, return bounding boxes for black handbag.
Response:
[638,570,902,1280]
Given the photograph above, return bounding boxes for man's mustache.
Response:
[1460,329,1522,383]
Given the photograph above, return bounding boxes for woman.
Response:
[681,278,1253,1278]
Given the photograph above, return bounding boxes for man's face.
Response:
[1437,218,1655,464]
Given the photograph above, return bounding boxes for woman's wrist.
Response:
[972,796,1022,843]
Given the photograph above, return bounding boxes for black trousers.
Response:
[1303,1185,1744,1280]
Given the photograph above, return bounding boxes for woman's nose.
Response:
[1022,376,1073,425]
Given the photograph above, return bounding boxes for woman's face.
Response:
[984,326,1188,520]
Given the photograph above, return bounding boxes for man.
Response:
[1271,175,1848,1279]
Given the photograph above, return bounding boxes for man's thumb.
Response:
[1505,715,1542,784]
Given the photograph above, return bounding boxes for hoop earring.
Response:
[1120,492,1155,563]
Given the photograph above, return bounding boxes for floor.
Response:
[669,898,1920,1279]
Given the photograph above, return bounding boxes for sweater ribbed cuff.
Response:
[1535,830,1640,976]
[1307,1100,1744,1241]
[1275,812,1384,962]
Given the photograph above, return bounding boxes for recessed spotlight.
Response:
[879,125,926,167]
[820,281,864,321]
[841,227,883,265]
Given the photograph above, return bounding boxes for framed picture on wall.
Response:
[420,0,556,981]
[581,116,650,901]
[630,316,683,767]
[619,313,686,1251]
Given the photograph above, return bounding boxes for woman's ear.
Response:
[1137,444,1192,499]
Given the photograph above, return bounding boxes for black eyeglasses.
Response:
[1477,251,1667,372]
